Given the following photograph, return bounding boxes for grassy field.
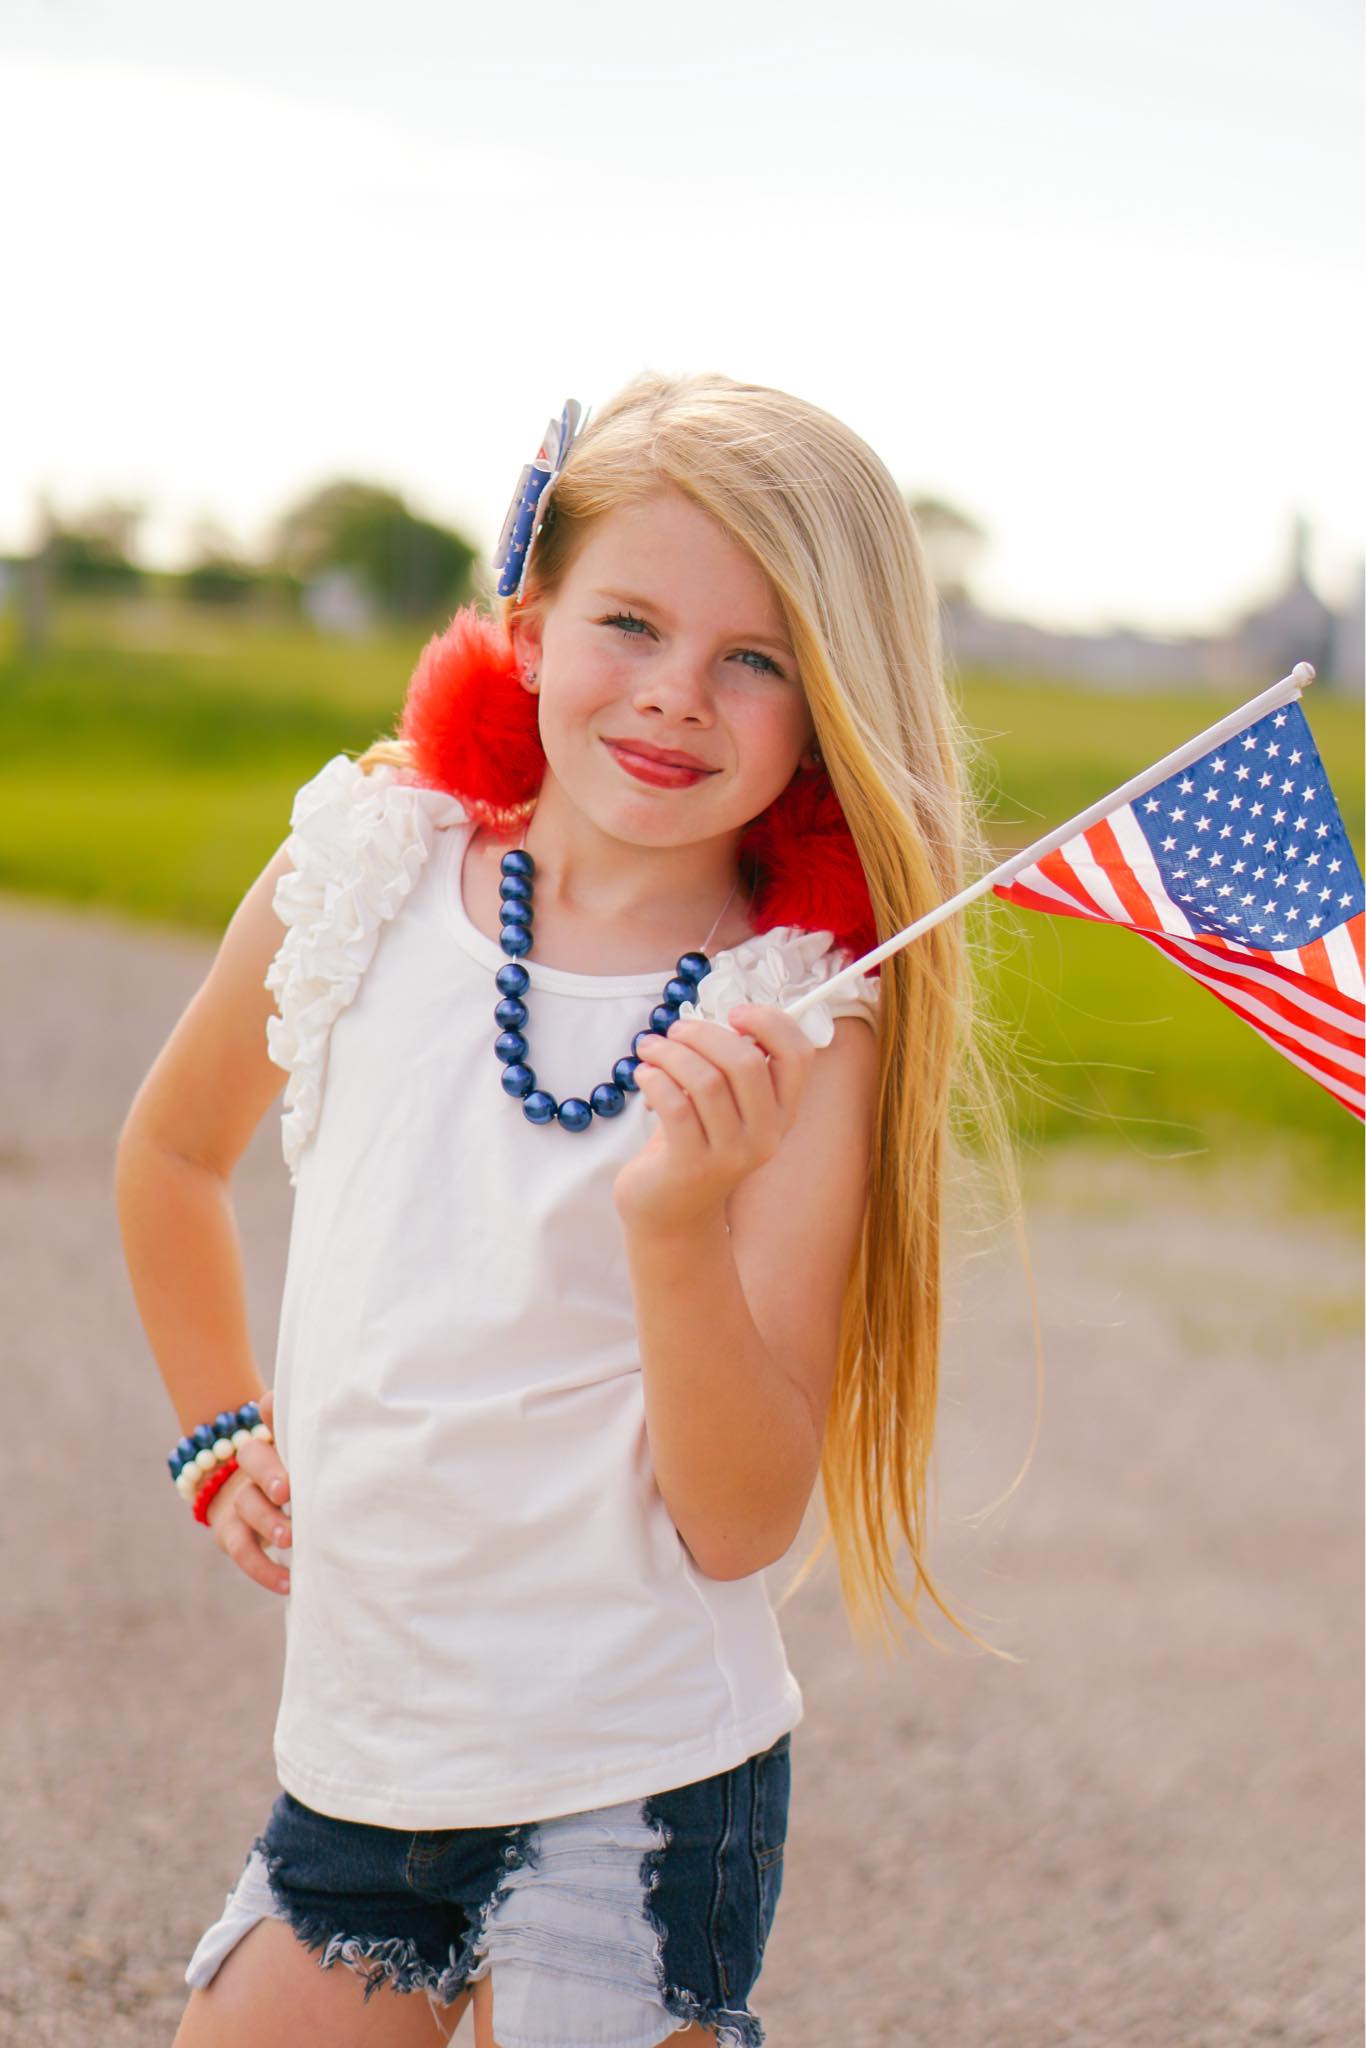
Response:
[2,598,1361,1208]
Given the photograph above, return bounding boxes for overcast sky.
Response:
[1,0,1361,635]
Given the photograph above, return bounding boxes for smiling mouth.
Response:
[603,739,715,772]
[604,741,717,785]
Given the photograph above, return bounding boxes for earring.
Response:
[524,670,539,692]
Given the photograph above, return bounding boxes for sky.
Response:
[1,0,1361,637]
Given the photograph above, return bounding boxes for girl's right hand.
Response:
[205,1388,293,1595]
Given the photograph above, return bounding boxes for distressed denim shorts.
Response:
[185,1731,791,2048]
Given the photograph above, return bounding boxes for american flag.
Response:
[992,699,1366,1120]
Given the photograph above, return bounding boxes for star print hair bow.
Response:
[493,398,586,602]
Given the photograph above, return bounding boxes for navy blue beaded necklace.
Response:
[490,823,741,1132]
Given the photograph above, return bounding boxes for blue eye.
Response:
[599,612,787,679]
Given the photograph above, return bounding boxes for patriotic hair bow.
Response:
[493,398,586,601]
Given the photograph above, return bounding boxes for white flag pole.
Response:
[783,662,1317,1023]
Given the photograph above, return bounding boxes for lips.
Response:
[602,737,715,772]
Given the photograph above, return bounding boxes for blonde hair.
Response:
[362,370,1035,1661]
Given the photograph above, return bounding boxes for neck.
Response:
[511,772,752,938]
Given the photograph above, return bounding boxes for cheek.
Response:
[729,693,809,775]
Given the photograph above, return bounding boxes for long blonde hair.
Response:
[362,370,1033,1660]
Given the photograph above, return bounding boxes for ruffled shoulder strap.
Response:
[263,752,467,1185]
[677,924,881,1047]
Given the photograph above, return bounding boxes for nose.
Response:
[629,644,715,726]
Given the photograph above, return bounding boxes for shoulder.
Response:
[681,924,881,1048]
[272,753,468,917]
[263,753,468,1184]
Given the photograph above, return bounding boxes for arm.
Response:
[114,837,298,1589]
[619,1011,879,1580]
[115,837,294,1424]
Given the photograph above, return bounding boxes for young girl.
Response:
[116,371,1008,2048]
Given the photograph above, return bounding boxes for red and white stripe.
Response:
[994,801,1366,1121]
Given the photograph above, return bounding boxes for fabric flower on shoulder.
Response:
[676,925,880,1049]
[263,752,466,1184]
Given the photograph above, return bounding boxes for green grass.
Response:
[3,598,1362,1208]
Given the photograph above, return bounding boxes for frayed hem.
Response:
[248,1822,543,2011]
[636,1817,765,2048]
[249,1832,462,2008]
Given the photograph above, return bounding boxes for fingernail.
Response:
[269,1479,284,1500]
[273,1525,288,1545]
[278,1573,291,1593]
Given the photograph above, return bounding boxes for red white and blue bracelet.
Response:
[167,1401,273,1518]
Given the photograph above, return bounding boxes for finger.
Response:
[234,1432,291,1507]
[233,1475,293,1550]
[637,1031,749,1149]
[665,1017,777,1123]
[207,1475,292,1595]
[633,1059,705,1146]
[259,1388,275,1429]
[723,1004,815,1117]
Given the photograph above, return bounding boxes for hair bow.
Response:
[492,399,586,601]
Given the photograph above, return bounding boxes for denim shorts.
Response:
[185,1731,792,2048]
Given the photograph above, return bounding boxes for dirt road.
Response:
[2,892,1360,2046]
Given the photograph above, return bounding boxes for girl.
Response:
[115,371,1010,2048]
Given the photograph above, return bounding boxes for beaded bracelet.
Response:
[168,1401,273,1507]
[192,1456,240,1525]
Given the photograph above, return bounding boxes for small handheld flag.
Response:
[784,664,1365,1121]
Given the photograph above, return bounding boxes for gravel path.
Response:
[2,892,1360,2047]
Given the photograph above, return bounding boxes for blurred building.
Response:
[300,566,377,637]
[943,517,1364,695]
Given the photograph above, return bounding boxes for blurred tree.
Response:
[48,496,148,593]
[908,494,988,606]
[182,516,265,606]
[270,481,477,622]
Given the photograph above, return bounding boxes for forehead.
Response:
[566,486,787,630]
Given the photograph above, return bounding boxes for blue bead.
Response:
[499,874,532,903]
[590,1082,625,1118]
[495,1030,529,1064]
[236,1401,260,1429]
[663,977,697,1008]
[632,1028,663,1058]
[213,1410,237,1439]
[649,1002,680,1034]
[677,951,710,983]
[496,962,530,997]
[501,924,533,957]
[501,848,535,877]
[500,902,533,930]
[175,1434,197,1466]
[495,996,528,1030]
[523,1090,558,1124]
[558,1097,593,1131]
[191,1423,216,1452]
[612,1055,640,1091]
[501,1062,536,1098]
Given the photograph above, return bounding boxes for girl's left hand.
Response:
[612,1005,816,1235]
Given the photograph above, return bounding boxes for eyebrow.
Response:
[592,589,795,659]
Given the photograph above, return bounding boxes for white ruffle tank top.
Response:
[260,752,880,1829]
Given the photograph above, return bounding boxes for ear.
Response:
[507,607,544,681]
